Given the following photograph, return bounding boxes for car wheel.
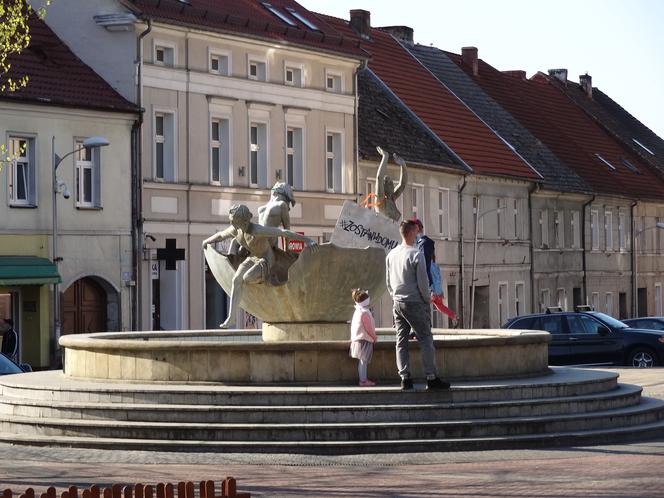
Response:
[627,347,658,368]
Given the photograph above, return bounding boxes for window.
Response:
[619,211,627,251]
[250,123,267,187]
[595,153,616,170]
[591,209,599,250]
[498,282,508,325]
[605,292,614,316]
[622,159,641,175]
[540,288,550,311]
[513,198,519,239]
[496,199,504,238]
[633,138,655,156]
[554,210,564,248]
[437,188,449,238]
[154,112,175,182]
[658,217,663,254]
[284,65,302,87]
[568,315,602,335]
[248,59,267,81]
[540,209,549,248]
[571,211,580,249]
[210,119,230,185]
[286,127,303,188]
[325,71,342,93]
[473,196,483,238]
[325,132,342,193]
[154,44,174,67]
[411,185,424,220]
[285,7,320,30]
[557,288,567,311]
[540,315,565,335]
[75,140,101,208]
[209,52,229,75]
[262,2,297,26]
[515,282,525,317]
[7,136,36,206]
[591,292,600,311]
[656,283,663,316]
[605,210,613,250]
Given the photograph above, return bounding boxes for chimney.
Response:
[461,46,478,76]
[381,25,414,45]
[579,73,593,98]
[502,70,526,80]
[349,9,371,39]
[548,68,568,84]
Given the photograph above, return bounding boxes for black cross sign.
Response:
[156,238,186,270]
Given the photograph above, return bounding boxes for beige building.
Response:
[0,17,137,367]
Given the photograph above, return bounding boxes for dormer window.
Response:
[285,7,320,30]
[633,138,655,156]
[262,2,297,26]
[595,153,616,170]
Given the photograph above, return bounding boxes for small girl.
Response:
[350,288,378,386]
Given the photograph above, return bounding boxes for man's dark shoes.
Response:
[400,377,414,390]
[426,377,451,391]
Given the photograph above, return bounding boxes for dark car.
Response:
[503,310,664,368]
[623,317,664,331]
[0,352,26,376]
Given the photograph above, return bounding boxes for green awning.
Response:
[0,256,61,286]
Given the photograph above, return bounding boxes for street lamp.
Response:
[51,136,110,364]
[632,221,664,318]
[469,204,502,329]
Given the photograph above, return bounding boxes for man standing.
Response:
[386,220,450,391]
[413,218,435,286]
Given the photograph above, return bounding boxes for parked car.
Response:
[623,317,664,331]
[503,310,664,368]
[0,353,30,376]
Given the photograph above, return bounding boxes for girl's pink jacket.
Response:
[350,303,377,343]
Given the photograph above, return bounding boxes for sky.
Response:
[299,0,664,139]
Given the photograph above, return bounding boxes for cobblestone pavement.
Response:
[1,368,663,498]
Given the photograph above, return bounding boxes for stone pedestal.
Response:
[262,322,348,342]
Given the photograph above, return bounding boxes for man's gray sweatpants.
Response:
[393,300,438,380]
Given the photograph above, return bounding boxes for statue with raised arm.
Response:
[258,182,296,247]
[202,204,317,328]
[375,146,408,222]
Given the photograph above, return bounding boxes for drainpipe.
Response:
[135,18,152,330]
[185,32,192,330]
[631,200,638,317]
[581,194,596,306]
[528,182,540,313]
[458,176,468,328]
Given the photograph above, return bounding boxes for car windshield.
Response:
[588,312,629,329]
[0,353,22,375]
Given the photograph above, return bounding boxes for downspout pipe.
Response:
[581,194,596,307]
[134,18,152,331]
[458,176,468,328]
[631,200,638,317]
[528,182,540,314]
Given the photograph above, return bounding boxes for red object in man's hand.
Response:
[432,294,457,320]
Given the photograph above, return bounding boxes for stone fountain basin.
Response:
[59,329,551,383]
[204,243,387,324]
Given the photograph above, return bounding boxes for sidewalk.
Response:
[0,367,663,498]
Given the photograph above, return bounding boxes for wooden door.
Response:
[62,278,107,335]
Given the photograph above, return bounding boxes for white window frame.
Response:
[591,292,600,311]
[325,69,343,93]
[473,196,484,238]
[515,281,525,317]
[513,198,519,239]
[540,209,549,248]
[7,134,36,206]
[411,184,424,222]
[557,287,567,311]
[284,108,307,190]
[325,129,343,193]
[571,210,580,249]
[554,210,564,249]
[208,48,230,76]
[153,109,177,182]
[605,292,614,316]
[248,104,271,188]
[284,61,304,88]
[619,211,627,252]
[247,55,268,82]
[496,198,504,239]
[437,188,450,239]
[605,210,613,251]
[540,288,550,311]
[498,281,509,325]
[153,39,176,67]
[656,283,663,316]
[591,209,599,250]
[74,138,101,208]
[209,100,233,186]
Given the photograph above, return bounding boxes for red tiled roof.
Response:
[320,14,539,180]
[126,0,368,59]
[445,51,664,201]
[0,14,137,113]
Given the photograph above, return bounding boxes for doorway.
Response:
[62,277,107,334]
[637,287,648,317]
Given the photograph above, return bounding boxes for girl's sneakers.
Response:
[359,379,376,386]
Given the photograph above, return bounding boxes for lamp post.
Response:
[632,221,664,318]
[51,136,110,365]
[469,205,502,329]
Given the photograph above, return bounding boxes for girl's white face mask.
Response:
[358,297,371,307]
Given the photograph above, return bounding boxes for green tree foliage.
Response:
[0,0,51,167]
